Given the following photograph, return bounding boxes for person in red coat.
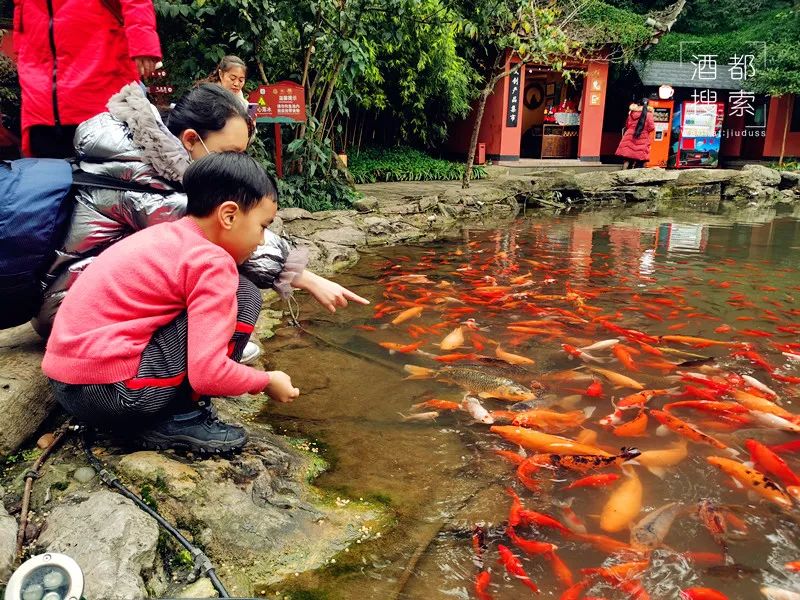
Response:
[12,0,162,158]
[615,98,655,169]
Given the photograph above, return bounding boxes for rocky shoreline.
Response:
[1,165,798,598]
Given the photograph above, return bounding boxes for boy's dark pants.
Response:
[51,275,262,428]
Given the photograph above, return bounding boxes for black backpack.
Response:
[0,158,175,329]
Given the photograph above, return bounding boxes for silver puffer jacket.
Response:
[34,83,307,336]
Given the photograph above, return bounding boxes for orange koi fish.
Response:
[732,389,798,422]
[663,400,748,415]
[507,488,572,533]
[680,588,729,600]
[745,439,800,487]
[650,410,730,451]
[587,367,645,390]
[569,531,638,554]
[378,341,425,353]
[496,345,535,365]
[613,410,649,437]
[507,526,558,555]
[545,550,574,588]
[537,447,641,474]
[585,379,604,398]
[560,578,593,600]
[706,456,793,510]
[660,335,739,348]
[636,439,689,478]
[785,561,800,572]
[497,544,540,594]
[475,571,493,600]
[494,449,526,465]
[565,473,621,490]
[612,344,638,371]
[411,399,460,411]
[491,426,611,456]
[600,467,643,533]
[512,409,589,433]
[617,389,672,408]
[391,305,423,324]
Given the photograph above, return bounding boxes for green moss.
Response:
[51,480,70,491]
[139,483,158,511]
[280,590,330,600]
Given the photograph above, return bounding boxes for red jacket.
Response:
[615,107,655,162]
[12,0,161,154]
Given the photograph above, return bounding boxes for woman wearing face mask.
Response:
[34,83,367,342]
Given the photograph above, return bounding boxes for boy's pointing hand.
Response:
[265,371,300,403]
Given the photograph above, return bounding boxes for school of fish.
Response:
[356,222,800,599]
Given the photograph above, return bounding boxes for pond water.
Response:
[261,206,800,600]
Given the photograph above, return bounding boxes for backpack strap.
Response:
[71,168,180,195]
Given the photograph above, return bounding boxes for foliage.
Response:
[346,0,479,147]
[647,5,797,64]
[0,31,20,134]
[769,160,800,171]
[349,146,486,183]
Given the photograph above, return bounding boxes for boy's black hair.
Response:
[166,83,249,139]
[183,152,278,217]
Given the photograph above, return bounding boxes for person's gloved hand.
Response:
[293,270,369,313]
[265,371,300,403]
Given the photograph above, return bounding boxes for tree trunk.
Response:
[461,85,493,189]
[315,61,345,142]
[780,95,792,167]
[462,59,521,189]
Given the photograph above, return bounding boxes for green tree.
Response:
[745,3,800,165]
[455,0,656,188]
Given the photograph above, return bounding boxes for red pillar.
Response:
[578,60,608,162]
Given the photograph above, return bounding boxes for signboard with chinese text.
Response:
[506,69,521,128]
[247,81,306,123]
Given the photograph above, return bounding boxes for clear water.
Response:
[260,205,800,599]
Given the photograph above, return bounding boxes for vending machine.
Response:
[668,101,725,168]
[645,99,674,168]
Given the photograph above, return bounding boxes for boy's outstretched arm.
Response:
[185,256,272,397]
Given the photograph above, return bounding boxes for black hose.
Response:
[80,430,230,598]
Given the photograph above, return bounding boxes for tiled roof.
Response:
[633,60,745,90]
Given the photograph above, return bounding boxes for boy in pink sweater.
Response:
[42,152,299,453]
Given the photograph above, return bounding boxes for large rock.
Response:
[359,216,423,245]
[738,164,782,187]
[118,452,200,499]
[674,169,737,186]
[0,498,16,583]
[38,490,159,600]
[612,167,679,186]
[175,578,219,598]
[309,226,366,247]
[574,171,616,193]
[277,207,313,222]
[0,325,54,455]
[724,165,783,202]
[313,241,360,271]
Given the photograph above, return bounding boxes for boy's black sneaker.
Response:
[137,408,247,454]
